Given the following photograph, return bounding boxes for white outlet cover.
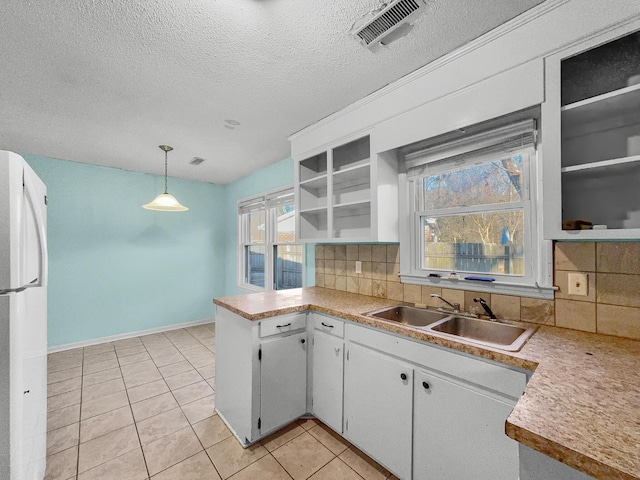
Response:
[567,272,588,296]
[355,261,362,274]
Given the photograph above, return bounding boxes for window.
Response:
[400,118,554,298]
[238,187,303,291]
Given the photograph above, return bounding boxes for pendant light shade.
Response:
[143,145,189,212]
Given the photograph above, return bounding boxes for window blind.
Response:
[404,119,536,178]
[238,197,265,214]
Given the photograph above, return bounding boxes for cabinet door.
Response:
[260,332,308,434]
[414,370,519,480]
[312,330,343,433]
[344,343,412,480]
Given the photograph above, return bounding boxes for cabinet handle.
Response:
[321,322,334,328]
[276,323,292,328]
[301,338,306,344]
[400,373,407,381]
[422,381,430,390]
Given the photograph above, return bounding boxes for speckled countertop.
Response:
[214,287,640,480]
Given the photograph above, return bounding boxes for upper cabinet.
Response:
[543,23,640,239]
[295,135,399,242]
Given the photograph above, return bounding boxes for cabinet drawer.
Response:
[259,313,306,338]
[313,314,344,338]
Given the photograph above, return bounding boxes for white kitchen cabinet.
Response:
[217,306,528,479]
[311,329,343,433]
[344,342,413,480]
[345,320,526,480]
[295,134,399,242]
[311,313,345,433]
[542,20,640,239]
[215,307,307,445]
[260,331,308,434]
[413,370,519,480]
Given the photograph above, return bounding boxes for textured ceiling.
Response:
[0,0,544,185]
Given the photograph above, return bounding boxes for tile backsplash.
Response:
[315,242,640,341]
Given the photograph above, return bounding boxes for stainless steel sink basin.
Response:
[428,316,536,352]
[367,306,537,351]
[366,306,450,327]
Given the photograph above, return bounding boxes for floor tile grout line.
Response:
[121,337,152,480]
[268,445,302,480]
[188,421,224,479]
[46,388,82,414]
[266,428,335,480]
[74,351,86,480]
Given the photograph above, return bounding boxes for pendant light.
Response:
[143,145,189,211]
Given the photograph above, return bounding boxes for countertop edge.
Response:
[505,420,636,480]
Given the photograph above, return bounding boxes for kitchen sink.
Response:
[366,305,450,327]
[429,316,537,352]
[367,305,537,351]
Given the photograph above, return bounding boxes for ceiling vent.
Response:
[350,0,426,48]
[190,157,205,166]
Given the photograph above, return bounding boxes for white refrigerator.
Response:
[0,151,48,480]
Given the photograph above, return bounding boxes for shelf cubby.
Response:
[333,137,370,172]
[333,201,371,239]
[300,210,328,239]
[555,28,640,232]
[299,152,328,183]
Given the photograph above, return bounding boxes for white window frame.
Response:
[238,185,304,292]
[399,119,555,299]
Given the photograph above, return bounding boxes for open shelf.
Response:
[300,209,328,239]
[299,174,328,189]
[561,83,640,129]
[334,200,371,211]
[299,183,327,211]
[333,136,370,172]
[561,154,640,174]
[562,158,640,229]
[299,205,328,214]
[333,201,371,239]
[333,163,370,186]
[299,153,327,183]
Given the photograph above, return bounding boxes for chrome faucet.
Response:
[430,294,460,313]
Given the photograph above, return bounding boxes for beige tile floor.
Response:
[45,323,398,480]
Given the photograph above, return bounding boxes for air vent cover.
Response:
[350,0,426,48]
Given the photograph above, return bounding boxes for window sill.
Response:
[238,284,265,293]
[399,274,556,300]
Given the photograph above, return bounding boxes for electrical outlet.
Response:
[355,261,362,274]
[568,272,588,296]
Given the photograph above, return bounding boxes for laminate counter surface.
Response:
[214,287,640,479]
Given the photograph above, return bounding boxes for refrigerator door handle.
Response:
[22,170,47,289]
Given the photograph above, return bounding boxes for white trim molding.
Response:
[47,318,215,354]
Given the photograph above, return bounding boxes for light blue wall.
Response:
[24,155,226,347]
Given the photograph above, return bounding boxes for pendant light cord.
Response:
[164,149,168,194]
